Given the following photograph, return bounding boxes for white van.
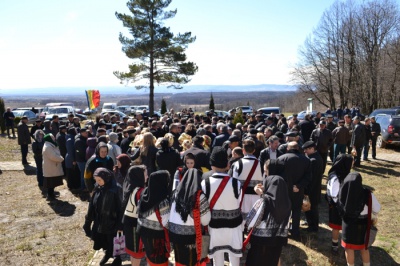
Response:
[102,103,117,112]
[40,102,74,120]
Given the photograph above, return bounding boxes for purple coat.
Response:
[86,137,97,161]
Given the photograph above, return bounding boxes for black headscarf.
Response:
[328,154,353,182]
[93,167,113,187]
[262,175,291,224]
[122,165,146,213]
[268,159,285,176]
[117,154,132,178]
[174,168,203,222]
[139,170,170,213]
[338,172,368,222]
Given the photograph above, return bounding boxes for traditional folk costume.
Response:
[231,154,263,220]
[201,147,243,266]
[169,168,211,266]
[338,173,380,250]
[245,175,291,266]
[122,166,146,259]
[138,170,171,266]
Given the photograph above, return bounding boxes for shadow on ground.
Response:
[47,198,76,217]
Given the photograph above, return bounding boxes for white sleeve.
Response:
[199,194,211,226]
[371,193,381,215]
[172,170,180,191]
[231,162,239,178]
[327,176,340,203]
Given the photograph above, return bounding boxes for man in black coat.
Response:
[351,116,366,167]
[212,124,230,150]
[299,114,315,142]
[370,116,381,159]
[259,135,282,174]
[310,121,333,174]
[302,141,324,232]
[120,127,136,154]
[326,115,337,161]
[74,127,89,190]
[3,107,16,138]
[277,141,312,239]
[17,116,31,165]
[56,125,68,175]
[30,119,44,139]
[183,135,211,171]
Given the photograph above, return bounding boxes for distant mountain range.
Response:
[0,84,297,96]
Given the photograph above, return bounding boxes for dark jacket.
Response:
[212,132,230,149]
[305,152,324,205]
[332,125,350,145]
[86,137,97,161]
[277,149,312,195]
[17,122,31,145]
[85,184,122,237]
[3,111,15,126]
[84,153,114,193]
[30,124,44,139]
[65,133,76,168]
[370,122,381,140]
[130,146,158,175]
[364,124,372,142]
[259,147,283,174]
[310,128,333,153]
[74,134,88,163]
[299,119,315,142]
[120,136,135,154]
[351,123,366,148]
[156,148,182,181]
[56,132,67,157]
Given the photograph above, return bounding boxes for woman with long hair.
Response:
[130,132,158,175]
[169,168,211,266]
[122,165,147,266]
[138,170,171,266]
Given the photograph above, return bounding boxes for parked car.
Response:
[40,102,75,120]
[75,113,87,121]
[257,107,281,116]
[100,111,128,121]
[296,110,325,120]
[116,105,131,114]
[374,114,400,148]
[45,106,75,123]
[12,110,37,125]
[236,106,253,115]
[369,108,400,118]
[205,110,230,119]
[83,108,98,115]
[102,102,117,113]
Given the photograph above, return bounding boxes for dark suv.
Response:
[374,115,400,148]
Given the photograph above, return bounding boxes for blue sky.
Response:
[0,0,355,90]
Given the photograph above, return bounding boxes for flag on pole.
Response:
[85,90,100,110]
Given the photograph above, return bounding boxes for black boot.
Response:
[99,253,111,266]
[111,256,122,266]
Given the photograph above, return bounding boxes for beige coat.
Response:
[42,142,64,177]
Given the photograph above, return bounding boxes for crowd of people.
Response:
[3,106,382,266]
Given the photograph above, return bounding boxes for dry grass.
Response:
[0,134,399,265]
[280,146,400,266]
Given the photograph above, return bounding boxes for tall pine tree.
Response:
[114,0,198,114]
[161,98,167,114]
[209,93,215,110]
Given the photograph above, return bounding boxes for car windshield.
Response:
[103,105,114,109]
[48,108,70,114]
[12,111,24,116]
[392,118,400,127]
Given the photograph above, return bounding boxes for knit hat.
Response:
[210,146,228,169]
